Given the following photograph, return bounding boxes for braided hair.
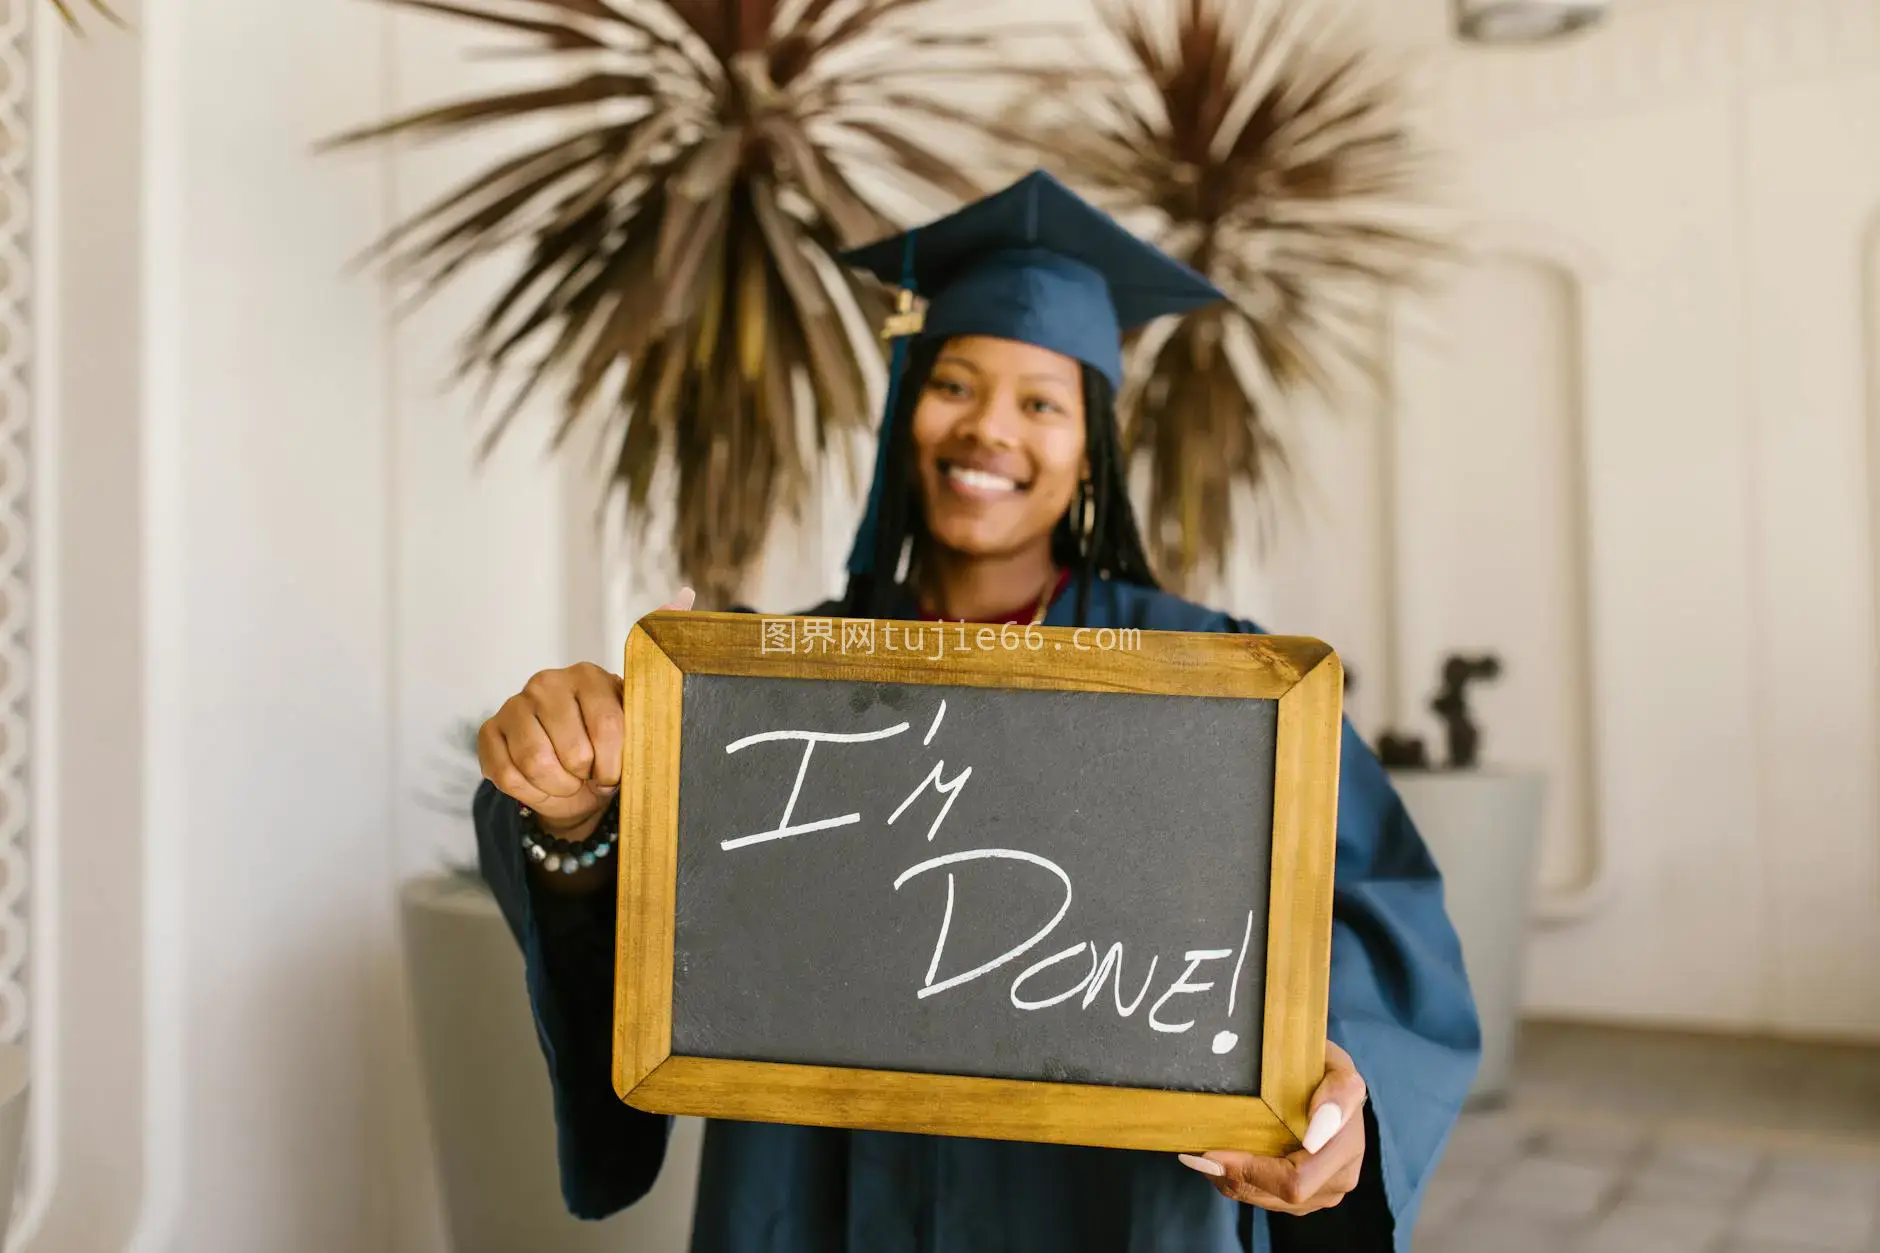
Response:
[843,338,1159,625]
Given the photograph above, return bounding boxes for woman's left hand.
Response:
[1177,1040,1368,1216]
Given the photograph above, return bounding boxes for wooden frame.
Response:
[614,610,1342,1155]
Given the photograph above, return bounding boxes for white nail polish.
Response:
[1302,1104,1345,1154]
[1177,1153,1225,1177]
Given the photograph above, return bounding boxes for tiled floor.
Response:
[1415,1023,1880,1253]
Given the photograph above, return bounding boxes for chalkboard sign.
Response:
[613,612,1341,1156]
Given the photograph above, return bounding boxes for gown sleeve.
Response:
[474,778,674,1219]
[1224,619,1483,1253]
[465,602,813,1219]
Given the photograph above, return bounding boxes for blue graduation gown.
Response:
[474,575,1481,1252]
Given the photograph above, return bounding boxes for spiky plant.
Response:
[422,714,497,879]
[48,0,121,30]
[332,0,1060,605]
[1021,0,1447,591]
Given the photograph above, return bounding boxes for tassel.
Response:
[845,231,922,577]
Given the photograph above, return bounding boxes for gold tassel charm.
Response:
[881,288,926,339]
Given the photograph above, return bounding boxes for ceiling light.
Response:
[1456,0,1609,44]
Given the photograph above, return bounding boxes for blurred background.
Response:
[7,0,1879,1249]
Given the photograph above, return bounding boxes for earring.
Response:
[1079,479,1095,541]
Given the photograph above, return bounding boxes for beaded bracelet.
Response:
[519,797,621,875]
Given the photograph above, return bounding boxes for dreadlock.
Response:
[843,338,1159,625]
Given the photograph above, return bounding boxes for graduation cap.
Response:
[839,170,1225,577]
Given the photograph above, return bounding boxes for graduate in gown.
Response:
[472,170,1481,1253]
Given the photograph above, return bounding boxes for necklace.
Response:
[1029,569,1059,625]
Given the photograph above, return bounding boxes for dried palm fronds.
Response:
[331,0,1065,606]
[48,0,122,31]
[1020,0,1447,591]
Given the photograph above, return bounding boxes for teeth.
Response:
[947,465,1020,493]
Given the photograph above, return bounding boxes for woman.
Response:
[474,171,1480,1253]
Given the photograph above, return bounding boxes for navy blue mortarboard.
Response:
[839,170,1224,577]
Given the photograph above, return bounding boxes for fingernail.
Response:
[1302,1104,1345,1154]
[673,587,697,610]
[1177,1153,1224,1177]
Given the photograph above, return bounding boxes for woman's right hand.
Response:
[478,588,696,839]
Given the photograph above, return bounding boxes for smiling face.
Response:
[910,335,1089,563]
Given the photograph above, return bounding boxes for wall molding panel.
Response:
[0,0,43,1243]
[1867,211,1880,912]
[1385,246,1613,934]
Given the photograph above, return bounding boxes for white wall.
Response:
[34,1,152,1247]
[37,0,567,1247]
[160,0,396,1247]
[1250,0,1880,1040]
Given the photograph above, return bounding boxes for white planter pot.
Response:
[1387,770,1545,1104]
[400,874,703,1253]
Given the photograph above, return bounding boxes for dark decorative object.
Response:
[1376,651,1504,771]
[1432,653,1501,770]
[1376,731,1430,771]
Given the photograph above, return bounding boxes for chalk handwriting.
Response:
[1086,942,1158,1016]
[889,763,972,843]
[924,871,956,988]
[1011,942,1092,1010]
[720,698,1258,1057]
[1148,949,1233,1033]
[890,699,971,843]
[719,723,910,850]
[1212,908,1258,1054]
[893,848,1074,999]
